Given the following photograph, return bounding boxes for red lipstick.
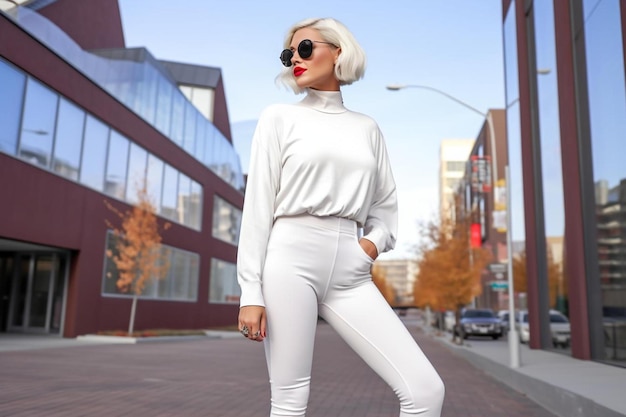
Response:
[293,66,306,77]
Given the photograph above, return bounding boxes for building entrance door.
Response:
[4,253,67,334]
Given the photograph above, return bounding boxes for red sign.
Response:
[470,223,482,248]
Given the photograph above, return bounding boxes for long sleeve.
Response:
[362,128,398,255]
[237,108,281,307]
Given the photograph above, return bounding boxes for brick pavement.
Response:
[0,321,557,417]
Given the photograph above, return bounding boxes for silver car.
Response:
[516,310,571,348]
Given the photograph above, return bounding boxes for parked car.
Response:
[549,310,571,348]
[497,310,511,333]
[455,308,503,340]
[515,310,571,348]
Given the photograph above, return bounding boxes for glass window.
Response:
[504,1,525,243]
[203,123,216,166]
[170,93,185,147]
[104,130,129,200]
[135,64,158,123]
[189,180,203,230]
[103,231,199,301]
[195,109,206,162]
[533,0,568,323]
[446,161,466,172]
[146,155,164,212]
[209,258,240,304]
[161,164,178,221]
[212,195,242,245]
[188,86,214,121]
[52,98,84,181]
[183,103,196,155]
[178,173,192,226]
[504,2,527,312]
[19,78,58,169]
[80,115,109,191]
[583,0,626,365]
[126,143,148,203]
[0,59,26,155]
[155,77,173,136]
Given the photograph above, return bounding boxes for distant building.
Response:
[374,259,418,306]
[439,139,474,221]
[0,0,244,337]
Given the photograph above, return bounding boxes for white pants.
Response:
[262,215,445,417]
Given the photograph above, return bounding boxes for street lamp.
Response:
[387,83,520,368]
[385,84,498,186]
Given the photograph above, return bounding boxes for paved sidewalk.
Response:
[424,322,626,417]
[0,320,556,417]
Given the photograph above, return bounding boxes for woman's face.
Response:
[289,27,341,91]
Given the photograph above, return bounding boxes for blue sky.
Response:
[118,1,505,258]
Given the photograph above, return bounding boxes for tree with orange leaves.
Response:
[414,213,491,342]
[372,263,396,305]
[105,183,170,336]
[512,248,563,308]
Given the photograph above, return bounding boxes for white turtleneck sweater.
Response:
[237,88,398,307]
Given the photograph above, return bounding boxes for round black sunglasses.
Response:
[280,39,336,67]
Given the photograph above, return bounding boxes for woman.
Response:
[237,17,445,417]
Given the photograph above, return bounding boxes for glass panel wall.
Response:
[19,78,58,169]
[178,173,192,225]
[212,196,242,245]
[126,143,148,203]
[189,181,203,230]
[583,0,626,364]
[104,130,129,200]
[533,0,569,352]
[504,1,527,310]
[79,115,109,191]
[146,154,164,209]
[183,103,197,155]
[161,164,179,221]
[8,7,244,191]
[209,258,240,304]
[0,57,204,230]
[103,231,199,301]
[155,77,173,135]
[0,60,26,155]
[52,98,85,181]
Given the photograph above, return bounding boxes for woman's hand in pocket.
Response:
[358,238,378,260]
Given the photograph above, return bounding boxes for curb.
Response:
[76,334,216,344]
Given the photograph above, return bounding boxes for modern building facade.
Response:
[439,139,474,221]
[0,0,244,337]
[458,110,508,311]
[502,0,625,366]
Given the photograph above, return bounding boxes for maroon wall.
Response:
[0,14,243,337]
[38,0,125,50]
[212,76,233,141]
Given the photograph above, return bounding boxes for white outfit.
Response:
[237,89,444,416]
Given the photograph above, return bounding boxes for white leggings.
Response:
[262,215,445,417]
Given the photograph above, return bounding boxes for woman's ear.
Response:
[334,47,342,64]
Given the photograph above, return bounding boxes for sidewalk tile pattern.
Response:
[0,321,557,416]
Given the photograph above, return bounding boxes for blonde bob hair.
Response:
[276,18,366,94]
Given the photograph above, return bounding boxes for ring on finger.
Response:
[240,325,249,337]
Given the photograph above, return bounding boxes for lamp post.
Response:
[387,83,520,368]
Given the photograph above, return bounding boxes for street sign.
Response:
[490,281,508,291]
[488,263,507,274]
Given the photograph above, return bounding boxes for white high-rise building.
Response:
[439,139,474,221]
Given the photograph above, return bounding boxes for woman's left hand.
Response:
[359,238,378,260]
